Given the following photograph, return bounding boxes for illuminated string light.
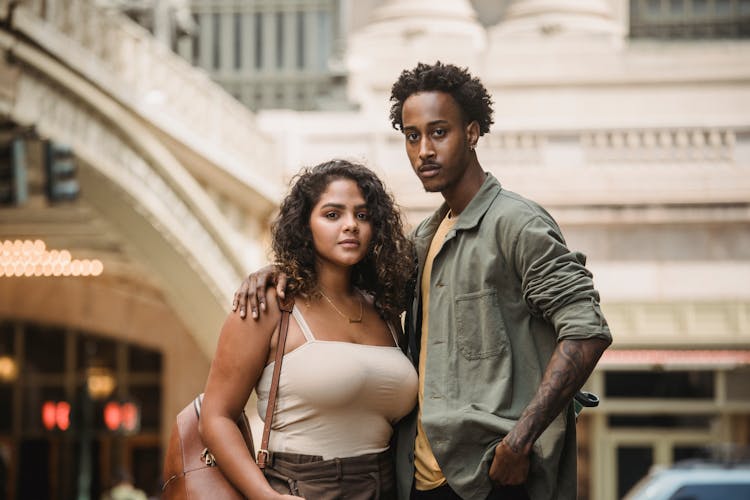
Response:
[0,240,104,278]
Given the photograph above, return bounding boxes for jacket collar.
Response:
[414,172,502,239]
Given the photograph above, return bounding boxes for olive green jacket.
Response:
[395,174,612,499]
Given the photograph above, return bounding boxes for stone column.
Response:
[491,0,623,42]
[346,0,486,113]
[369,0,479,23]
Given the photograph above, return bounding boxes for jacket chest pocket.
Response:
[455,289,508,360]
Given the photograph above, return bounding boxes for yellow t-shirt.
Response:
[414,211,457,491]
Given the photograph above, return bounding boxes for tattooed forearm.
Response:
[503,338,610,454]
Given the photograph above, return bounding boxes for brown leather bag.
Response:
[161,394,251,499]
[161,298,294,499]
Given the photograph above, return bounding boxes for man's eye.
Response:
[433,129,446,137]
[406,132,419,142]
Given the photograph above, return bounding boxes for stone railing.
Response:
[481,132,545,166]
[479,126,743,166]
[580,128,737,164]
[7,0,280,202]
[432,126,747,206]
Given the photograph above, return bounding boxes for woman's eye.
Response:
[357,212,369,220]
[325,212,338,219]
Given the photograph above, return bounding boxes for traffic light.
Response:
[45,141,80,202]
[0,138,28,206]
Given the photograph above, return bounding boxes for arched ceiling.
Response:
[0,7,280,356]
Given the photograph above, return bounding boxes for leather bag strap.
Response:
[257,296,294,469]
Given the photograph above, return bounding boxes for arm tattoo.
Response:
[505,338,609,454]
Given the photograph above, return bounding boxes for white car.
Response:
[623,462,750,500]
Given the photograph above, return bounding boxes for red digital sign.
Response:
[103,401,140,433]
[42,401,70,431]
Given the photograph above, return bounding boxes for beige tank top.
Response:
[255,305,418,459]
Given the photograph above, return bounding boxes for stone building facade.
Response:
[0,1,748,498]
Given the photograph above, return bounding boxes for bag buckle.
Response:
[257,448,269,469]
[201,447,217,467]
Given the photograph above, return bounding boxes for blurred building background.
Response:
[0,0,748,499]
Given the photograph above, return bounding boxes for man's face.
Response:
[401,91,476,194]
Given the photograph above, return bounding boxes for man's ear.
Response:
[466,120,480,149]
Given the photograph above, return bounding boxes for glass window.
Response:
[128,345,161,373]
[691,0,708,14]
[317,10,331,71]
[276,11,284,69]
[0,386,12,431]
[6,322,164,498]
[726,368,750,401]
[632,0,750,38]
[76,336,116,372]
[254,12,263,69]
[25,324,65,374]
[715,0,732,16]
[296,11,305,69]
[673,445,711,462]
[609,414,713,428]
[618,446,653,498]
[24,385,66,432]
[129,385,161,431]
[234,13,242,70]
[191,32,200,65]
[0,321,13,352]
[212,13,221,70]
[647,0,663,15]
[605,370,714,399]
[19,439,51,499]
[132,445,162,495]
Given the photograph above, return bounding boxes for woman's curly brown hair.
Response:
[271,160,415,320]
[389,61,494,135]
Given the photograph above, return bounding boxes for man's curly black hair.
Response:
[272,160,414,321]
[389,61,494,135]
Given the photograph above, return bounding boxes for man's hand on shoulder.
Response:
[489,439,529,487]
[231,265,287,319]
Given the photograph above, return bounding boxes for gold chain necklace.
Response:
[319,289,363,323]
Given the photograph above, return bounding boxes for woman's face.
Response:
[309,178,372,270]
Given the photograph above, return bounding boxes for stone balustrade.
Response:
[11,0,280,203]
[581,128,738,164]
[478,127,743,166]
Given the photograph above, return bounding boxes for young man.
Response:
[236,62,611,500]
[388,62,611,500]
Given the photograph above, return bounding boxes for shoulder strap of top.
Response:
[386,321,400,347]
[292,305,316,342]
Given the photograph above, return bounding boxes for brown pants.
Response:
[264,449,396,499]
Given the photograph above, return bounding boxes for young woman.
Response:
[199,160,418,499]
